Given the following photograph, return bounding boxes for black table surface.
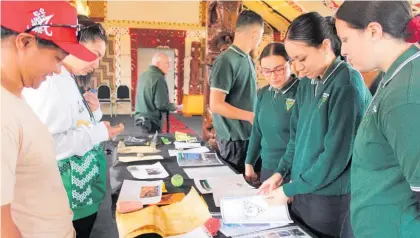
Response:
[109,134,317,238]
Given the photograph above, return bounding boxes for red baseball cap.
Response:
[1,1,97,62]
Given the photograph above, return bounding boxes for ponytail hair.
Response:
[336,1,420,43]
[286,12,341,57]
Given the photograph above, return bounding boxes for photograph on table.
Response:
[177,152,223,167]
[146,168,163,175]
[231,226,312,238]
[140,185,161,198]
[119,180,163,205]
[127,162,169,179]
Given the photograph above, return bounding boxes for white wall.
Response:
[137,48,176,103]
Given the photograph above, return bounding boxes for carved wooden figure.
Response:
[189,41,202,95]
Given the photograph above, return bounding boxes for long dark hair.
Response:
[336,1,413,42]
[75,15,107,91]
[286,12,341,57]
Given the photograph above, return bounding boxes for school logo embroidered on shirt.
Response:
[286,98,295,111]
[319,93,330,108]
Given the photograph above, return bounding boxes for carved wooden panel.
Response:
[91,35,116,89]
[87,0,106,22]
[130,29,186,109]
[203,0,243,148]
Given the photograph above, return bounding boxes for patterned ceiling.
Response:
[247,0,420,32]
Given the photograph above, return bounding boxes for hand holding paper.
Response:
[258,172,283,195]
[263,186,291,206]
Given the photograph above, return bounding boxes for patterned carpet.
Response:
[161,114,196,135]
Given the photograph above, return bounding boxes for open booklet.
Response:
[220,195,293,225]
[116,187,212,238]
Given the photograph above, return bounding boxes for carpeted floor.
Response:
[89,113,202,238]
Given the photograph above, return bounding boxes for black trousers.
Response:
[260,167,275,183]
[216,138,249,174]
[290,193,354,238]
[73,213,97,238]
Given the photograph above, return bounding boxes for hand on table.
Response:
[258,173,283,195]
[84,91,100,111]
[263,186,291,206]
[245,164,258,183]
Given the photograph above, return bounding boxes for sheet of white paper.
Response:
[166,226,212,238]
[168,147,211,157]
[174,142,202,149]
[220,195,293,225]
[118,180,162,205]
[194,174,254,194]
[184,146,210,153]
[232,225,313,238]
[212,188,258,207]
[183,166,236,179]
[211,213,288,237]
[127,162,169,179]
[119,155,164,163]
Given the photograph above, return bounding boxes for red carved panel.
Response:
[130,29,186,109]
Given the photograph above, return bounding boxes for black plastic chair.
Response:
[115,85,131,116]
[98,84,113,117]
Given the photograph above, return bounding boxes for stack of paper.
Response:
[220,195,293,225]
[127,162,169,179]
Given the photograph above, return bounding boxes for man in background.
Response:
[209,10,264,173]
[134,53,182,133]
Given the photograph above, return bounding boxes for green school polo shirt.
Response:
[134,66,176,127]
[276,57,372,197]
[351,45,420,238]
[210,45,257,141]
[245,77,299,171]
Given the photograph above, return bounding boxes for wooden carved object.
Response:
[203,1,243,149]
[189,41,202,95]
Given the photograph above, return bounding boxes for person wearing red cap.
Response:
[23,15,124,238]
[1,1,97,237]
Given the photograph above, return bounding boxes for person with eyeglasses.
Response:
[23,15,123,238]
[244,43,299,184]
[258,13,371,238]
[1,1,98,237]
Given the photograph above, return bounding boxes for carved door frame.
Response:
[130,28,186,109]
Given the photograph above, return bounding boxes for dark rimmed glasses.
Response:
[260,61,290,77]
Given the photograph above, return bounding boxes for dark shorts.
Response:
[290,193,354,238]
[216,138,249,174]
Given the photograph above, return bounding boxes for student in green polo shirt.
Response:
[134,53,182,133]
[259,12,371,238]
[335,1,420,237]
[209,10,264,173]
[244,43,299,183]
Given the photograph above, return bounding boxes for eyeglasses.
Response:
[260,62,290,77]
